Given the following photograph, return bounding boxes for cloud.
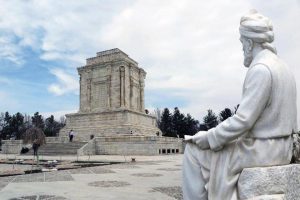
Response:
[0,0,299,125]
[48,68,78,96]
[0,0,133,66]
[100,0,251,117]
[0,34,24,65]
[98,0,300,122]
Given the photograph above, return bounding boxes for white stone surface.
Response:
[238,165,300,199]
[245,195,284,200]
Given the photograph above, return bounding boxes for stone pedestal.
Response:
[238,164,300,200]
[61,109,160,140]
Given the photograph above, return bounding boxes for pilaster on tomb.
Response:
[119,66,126,108]
[106,64,112,109]
[139,69,146,112]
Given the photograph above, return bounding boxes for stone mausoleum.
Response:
[58,48,183,155]
[62,48,160,139]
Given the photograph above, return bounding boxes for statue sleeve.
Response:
[207,64,272,151]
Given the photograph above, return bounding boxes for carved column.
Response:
[78,70,83,112]
[140,81,145,112]
[139,69,146,112]
[129,64,134,109]
[120,66,125,107]
[106,64,112,109]
[86,70,92,112]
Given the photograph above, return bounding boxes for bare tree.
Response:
[23,127,46,166]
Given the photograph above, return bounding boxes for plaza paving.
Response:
[0,154,183,200]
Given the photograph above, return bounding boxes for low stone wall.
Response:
[1,136,183,156]
[1,140,23,154]
[94,135,183,155]
[74,136,183,156]
[238,164,300,200]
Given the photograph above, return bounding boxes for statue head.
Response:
[239,10,276,67]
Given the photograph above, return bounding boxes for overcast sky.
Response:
[0,0,299,125]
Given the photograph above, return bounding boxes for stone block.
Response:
[238,164,300,200]
[1,140,23,154]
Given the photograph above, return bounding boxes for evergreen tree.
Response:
[159,107,200,138]
[184,114,200,136]
[203,109,218,130]
[0,112,4,132]
[219,108,233,122]
[10,112,25,139]
[172,107,185,138]
[159,108,174,137]
[44,115,63,137]
[1,112,12,139]
[32,112,45,129]
[0,112,27,139]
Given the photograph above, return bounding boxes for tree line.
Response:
[157,106,238,138]
[0,111,65,140]
[0,106,238,140]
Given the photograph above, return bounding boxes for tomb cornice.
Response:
[67,108,156,119]
[77,60,141,72]
[86,48,138,66]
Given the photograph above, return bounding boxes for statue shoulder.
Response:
[250,50,278,69]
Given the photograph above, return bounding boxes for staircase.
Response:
[28,142,87,155]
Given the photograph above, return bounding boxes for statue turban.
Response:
[239,10,274,43]
[240,10,276,54]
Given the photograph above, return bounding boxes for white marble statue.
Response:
[182,10,297,200]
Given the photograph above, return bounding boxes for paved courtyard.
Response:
[0,154,183,200]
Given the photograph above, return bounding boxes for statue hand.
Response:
[192,131,210,150]
[184,135,194,142]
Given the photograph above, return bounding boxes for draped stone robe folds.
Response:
[182,49,297,200]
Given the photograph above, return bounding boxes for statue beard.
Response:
[243,50,253,68]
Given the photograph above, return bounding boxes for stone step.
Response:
[38,149,80,152]
[39,147,83,149]
[26,142,87,155]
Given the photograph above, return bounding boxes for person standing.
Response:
[32,139,39,156]
[69,130,74,142]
